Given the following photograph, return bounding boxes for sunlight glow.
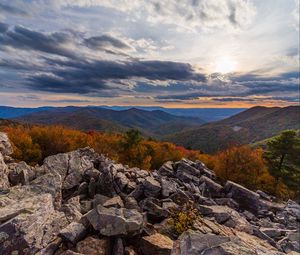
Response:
[215,57,237,73]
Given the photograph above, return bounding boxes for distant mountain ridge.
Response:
[165,106,300,153]
[0,106,246,122]
[13,107,204,136]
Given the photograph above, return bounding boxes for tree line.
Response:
[2,125,299,201]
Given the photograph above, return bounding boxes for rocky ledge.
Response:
[0,132,299,255]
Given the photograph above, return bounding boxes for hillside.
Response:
[14,107,204,136]
[165,106,300,153]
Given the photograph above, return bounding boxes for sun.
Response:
[215,57,237,73]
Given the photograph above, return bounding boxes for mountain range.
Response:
[0,105,299,153]
[165,106,300,153]
[0,106,245,122]
[11,107,204,136]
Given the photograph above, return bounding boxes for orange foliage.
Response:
[212,145,288,196]
[2,125,204,170]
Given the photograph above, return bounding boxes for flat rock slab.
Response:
[86,205,144,236]
[140,233,173,255]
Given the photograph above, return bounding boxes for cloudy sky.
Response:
[0,0,299,108]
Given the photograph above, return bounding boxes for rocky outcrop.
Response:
[0,133,299,255]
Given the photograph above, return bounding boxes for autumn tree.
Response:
[213,145,278,194]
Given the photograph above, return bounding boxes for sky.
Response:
[0,0,299,108]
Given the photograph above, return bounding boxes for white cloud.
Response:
[41,0,256,31]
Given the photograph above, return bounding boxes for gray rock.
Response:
[0,153,10,190]
[61,196,82,222]
[171,230,230,255]
[140,197,168,220]
[224,181,261,215]
[86,205,144,236]
[198,175,223,198]
[8,161,35,186]
[43,148,95,190]
[161,177,178,198]
[140,233,173,255]
[115,172,129,191]
[124,196,140,210]
[170,190,191,206]
[59,222,87,244]
[76,236,111,255]
[93,194,110,208]
[198,205,252,233]
[0,132,13,156]
[0,192,68,254]
[103,196,124,208]
[143,176,161,198]
[96,164,116,197]
[158,161,175,177]
[214,198,239,210]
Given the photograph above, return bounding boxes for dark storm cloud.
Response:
[0,22,8,33]
[26,58,207,94]
[0,25,76,58]
[0,3,28,16]
[84,35,132,50]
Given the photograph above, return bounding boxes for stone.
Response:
[224,181,261,214]
[43,148,95,190]
[86,205,144,236]
[8,161,34,186]
[115,172,129,191]
[170,190,191,205]
[215,198,239,210]
[103,196,124,208]
[171,230,230,255]
[61,196,82,222]
[124,196,140,210]
[76,236,111,255]
[175,161,200,177]
[0,153,10,190]
[143,176,161,198]
[96,165,116,197]
[93,194,110,208]
[0,192,68,254]
[158,161,174,177]
[0,132,13,156]
[59,222,87,244]
[140,197,169,221]
[161,178,178,198]
[140,233,173,255]
[30,171,62,209]
[198,175,223,198]
[198,205,252,233]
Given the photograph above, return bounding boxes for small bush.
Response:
[168,202,199,235]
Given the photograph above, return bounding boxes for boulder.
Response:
[224,181,261,214]
[140,197,169,221]
[86,205,144,236]
[198,205,252,233]
[143,176,161,198]
[198,175,223,198]
[0,192,68,254]
[161,177,178,198]
[8,161,35,186]
[103,196,124,208]
[43,148,95,190]
[59,222,87,244]
[171,230,230,255]
[140,233,173,255]
[96,165,117,197]
[0,132,13,156]
[158,161,175,177]
[76,236,111,255]
[0,153,10,190]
